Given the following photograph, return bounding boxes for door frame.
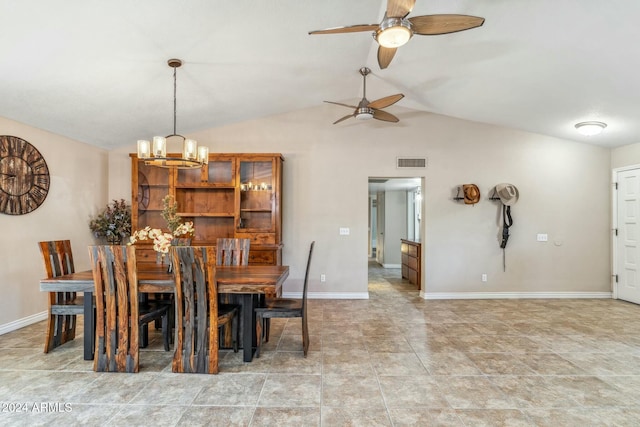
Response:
[611,164,640,300]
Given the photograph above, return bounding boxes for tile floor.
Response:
[1,261,640,426]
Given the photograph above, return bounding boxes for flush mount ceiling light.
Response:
[137,59,208,169]
[575,121,607,136]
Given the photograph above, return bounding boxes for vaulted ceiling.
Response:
[1,0,638,150]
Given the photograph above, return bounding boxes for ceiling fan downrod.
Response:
[356,67,374,120]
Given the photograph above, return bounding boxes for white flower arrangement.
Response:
[128,221,194,254]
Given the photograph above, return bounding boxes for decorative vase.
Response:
[106,235,122,245]
[157,251,172,273]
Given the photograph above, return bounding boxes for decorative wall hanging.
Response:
[0,135,50,215]
[491,183,519,271]
[453,184,480,205]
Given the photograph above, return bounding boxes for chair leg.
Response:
[162,313,170,351]
[140,324,149,348]
[302,315,309,357]
[264,318,270,342]
[232,314,239,353]
[255,313,263,358]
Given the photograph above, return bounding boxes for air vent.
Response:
[396,157,427,168]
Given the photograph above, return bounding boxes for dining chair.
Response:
[254,241,314,358]
[216,237,250,347]
[171,246,240,374]
[89,245,170,373]
[216,238,250,266]
[38,240,85,353]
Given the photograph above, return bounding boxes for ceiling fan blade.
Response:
[309,24,379,35]
[333,114,354,124]
[377,46,397,69]
[409,14,485,35]
[387,0,416,18]
[373,109,399,123]
[324,100,358,109]
[368,94,404,110]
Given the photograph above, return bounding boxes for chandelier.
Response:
[137,59,209,169]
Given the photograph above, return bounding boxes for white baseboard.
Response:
[382,264,401,269]
[0,311,47,335]
[420,291,613,300]
[282,292,369,300]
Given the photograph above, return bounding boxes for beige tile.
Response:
[515,352,587,375]
[322,348,374,376]
[387,408,461,426]
[433,375,514,409]
[192,373,265,406]
[489,375,580,408]
[370,352,428,376]
[322,407,392,427]
[257,374,321,407]
[106,404,187,426]
[251,407,320,426]
[455,409,533,426]
[378,375,449,408]
[417,351,482,375]
[268,351,322,374]
[176,406,254,426]
[466,353,536,375]
[322,374,385,409]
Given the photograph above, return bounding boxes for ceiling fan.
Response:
[309,0,485,69]
[325,67,404,124]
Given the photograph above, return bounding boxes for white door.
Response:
[616,168,640,304]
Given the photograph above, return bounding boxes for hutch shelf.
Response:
[131,153,283,266]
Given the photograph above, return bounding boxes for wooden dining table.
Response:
[39,264,289,362]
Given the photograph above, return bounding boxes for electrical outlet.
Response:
[481,274,487,282]
[320,274,326,282]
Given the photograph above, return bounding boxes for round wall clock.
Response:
[0,135,50,215]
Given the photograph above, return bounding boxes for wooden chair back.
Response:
[171,246,221,374]
[301,241,315,315]
[89,245,141,373]
[38,240,81,353]
[216,238,250,266]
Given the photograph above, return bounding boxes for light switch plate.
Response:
[339,227,350,235]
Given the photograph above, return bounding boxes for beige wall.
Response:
[1,105,614,330]
[108,105,612,300]
[612,142,640,169]
[0,117,108,330]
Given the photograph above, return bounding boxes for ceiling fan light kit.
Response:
[575,121,607,136]
[376,18,412,48]
[137,59,209,169]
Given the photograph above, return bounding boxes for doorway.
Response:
[613,166,640,304]
[368,177,422,283]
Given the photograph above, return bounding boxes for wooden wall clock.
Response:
[0,135,50,215]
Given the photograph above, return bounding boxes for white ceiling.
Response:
[1,0,638,150]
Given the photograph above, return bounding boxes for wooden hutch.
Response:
[130,153,283,265]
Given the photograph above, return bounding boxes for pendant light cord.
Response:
[173,66,177,136]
